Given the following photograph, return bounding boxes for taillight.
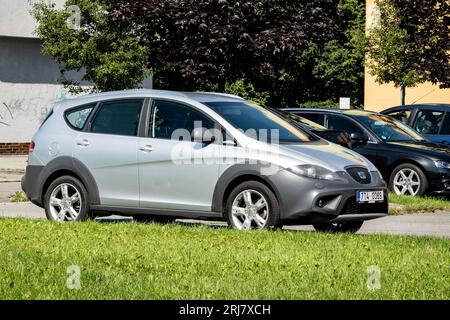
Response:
[29,141,35,153]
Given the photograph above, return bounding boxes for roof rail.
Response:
[192,92,245,100]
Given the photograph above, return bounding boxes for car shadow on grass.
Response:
[96,216,319,233]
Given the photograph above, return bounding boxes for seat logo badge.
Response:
[358,171,367,179]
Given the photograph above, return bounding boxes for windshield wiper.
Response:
[386,139,422,142]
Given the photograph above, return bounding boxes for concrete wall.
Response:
[364,0,450,111]
[0,36,81,143]
[0,36,67,143]
[1,36,62,84]
[0,82,74,142]
[0,0,66,38]
[0,0,84,145]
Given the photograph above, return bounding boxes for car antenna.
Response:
[410,89,436,105]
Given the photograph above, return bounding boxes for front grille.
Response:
[340,197,387,215]
[346,167,371,184]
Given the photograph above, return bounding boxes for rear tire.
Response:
[44,175,90,222]
[313,221,363,233]
[225,181,281,230]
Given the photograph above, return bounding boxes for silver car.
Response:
[22,90,388,232]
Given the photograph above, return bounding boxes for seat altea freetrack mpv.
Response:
[22,90,388,232]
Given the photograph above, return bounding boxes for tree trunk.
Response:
[400,86,406,105]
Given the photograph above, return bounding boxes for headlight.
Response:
[434,160,450,169]
[287,164,344,181]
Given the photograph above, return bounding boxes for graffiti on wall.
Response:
[0,99,51,127]
[0,84,72,142]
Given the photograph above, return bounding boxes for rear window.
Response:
[65,104,95,130]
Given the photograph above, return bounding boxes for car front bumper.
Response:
[268,169,389,225]
[427,169,450,195]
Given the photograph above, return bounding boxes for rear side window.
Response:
[65,104,95,130]
[90,99,143,136]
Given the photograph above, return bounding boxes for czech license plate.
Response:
[356,190,384,203]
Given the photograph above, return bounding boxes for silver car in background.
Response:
[22,90,388,232]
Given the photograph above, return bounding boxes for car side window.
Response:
[149,100,216,141]
[413,110,445,134]
[386,109,411,124]
[439,113,450,135]
[65,104,95,130]
[297,113,325,126]
[90,99,143,136]
[326,114,364,136]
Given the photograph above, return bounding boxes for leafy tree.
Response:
[224,79,270,105]
[33,0,368,108]
[366,0,449,105]
[32,0,148,93]
[394,0,449,89]
[311,0,366,107]
[111,0,341,106]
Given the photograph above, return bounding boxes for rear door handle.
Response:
[139,145,153,152]
[77,139,90,147]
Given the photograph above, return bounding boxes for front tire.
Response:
[225,181,281,230]
[313,221,363,233]
[44,175,90,222]
[389,163,428,196]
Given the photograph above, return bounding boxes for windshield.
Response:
[205,101,318,144]
[354,113,425,142]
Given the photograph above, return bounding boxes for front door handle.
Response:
[139,145,153,152]
[77,139,90,147]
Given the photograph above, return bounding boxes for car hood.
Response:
[279,142,374,171]
[387,141,450,159]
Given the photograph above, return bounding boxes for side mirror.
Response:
[191,127,216,144]
[350,132,369,147]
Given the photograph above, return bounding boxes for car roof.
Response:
[282,108,377,117]
[52,89,245,110]
[181,91,245,102]
[382,104,450,113]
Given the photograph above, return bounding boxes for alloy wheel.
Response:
[48,183,82,221]
[231,189,269,230]
[393,168,421,196]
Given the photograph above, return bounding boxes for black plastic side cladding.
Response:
[211,163,283,214]
[23,156,100,207]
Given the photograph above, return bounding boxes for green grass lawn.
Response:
[0,218,449,299]
[389,193,450,214]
